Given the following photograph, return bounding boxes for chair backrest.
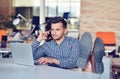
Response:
[96,32,116,46]
[0,30,7,43]
[96,32,116,57]
[1,35,7,48]
[63,12,70,20]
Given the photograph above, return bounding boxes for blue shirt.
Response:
[32,36,80,69]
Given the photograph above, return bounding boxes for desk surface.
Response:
[111,58,120,68]
[0,58,100,79]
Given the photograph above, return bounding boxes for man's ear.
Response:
[64,29,68,35]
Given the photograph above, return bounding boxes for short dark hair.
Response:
[50,17,67,29]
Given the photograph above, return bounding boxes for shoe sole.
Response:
[76,32,92,68]
[93,37,105,74]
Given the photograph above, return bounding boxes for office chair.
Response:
[63,12,70,20]
[0,30,11,58]
[0,30,7,43]
[1,35,7,48]
[96,32,117,57]
[31,16,40,35]
[0,30,7,49]
[96,32,116,46]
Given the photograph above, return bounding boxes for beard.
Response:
[52,34,64,41]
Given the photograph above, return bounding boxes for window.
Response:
[33,0,80,17]
[45,0,80,18]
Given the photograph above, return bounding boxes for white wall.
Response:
[13,0,34,7]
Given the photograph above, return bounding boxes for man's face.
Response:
[51,22,67,41]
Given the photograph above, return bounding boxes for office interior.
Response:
[0,0,120,79]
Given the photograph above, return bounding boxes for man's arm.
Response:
[32,31,49,59]
[31,41,46,60]
[36,40,80,69]
[38,39,80,69]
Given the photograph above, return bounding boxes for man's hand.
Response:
[38,57,60,65]
[36,31,50,42]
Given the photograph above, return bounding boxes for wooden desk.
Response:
[112,58,120,68]
[0,58,101,79]
[111,58,120,79]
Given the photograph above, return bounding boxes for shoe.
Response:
[76,32,92,68]
[93,37,105,74]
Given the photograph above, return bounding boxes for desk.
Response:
[111,58,120,79]
[0,58,100,79]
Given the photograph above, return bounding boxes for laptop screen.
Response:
[10,43,35,67]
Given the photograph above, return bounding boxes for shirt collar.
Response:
[51,36,67,45]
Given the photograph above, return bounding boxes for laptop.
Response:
[10,43,39,67]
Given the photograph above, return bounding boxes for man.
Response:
[31,17,105,74]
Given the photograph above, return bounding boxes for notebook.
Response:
[10,43,39,67]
